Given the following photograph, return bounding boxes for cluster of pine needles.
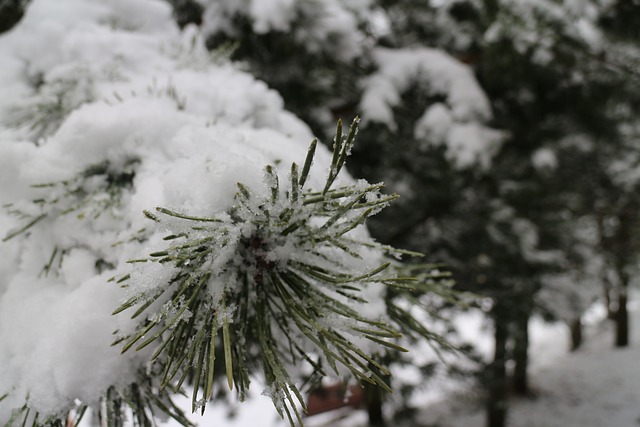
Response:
[111,118,449,425]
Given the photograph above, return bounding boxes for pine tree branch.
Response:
[108,119,458,426]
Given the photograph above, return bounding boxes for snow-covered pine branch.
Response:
[0,1,457,425]
[112,119,419,424]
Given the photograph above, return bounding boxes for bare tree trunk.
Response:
[615,288,629,347]
[487,315,508,427]
[596,212,616,320]
[603,275,616,319]
[570,316,583,351]
[614,206,633,348]
[598,203,634,348]
[512,308,530,396]
[364,364,387,427]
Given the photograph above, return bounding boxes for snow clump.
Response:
[360,47,504,170]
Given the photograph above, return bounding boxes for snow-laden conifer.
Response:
[0,1,457,425]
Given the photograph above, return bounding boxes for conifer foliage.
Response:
[0,1,457,423]
[113,119,435,425]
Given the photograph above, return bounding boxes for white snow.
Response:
[414,103,454,144]
[360,47,504,170]
[0,0,372,421]
[0,0,400,421]
[423,301,640,427]
[532,147,558,171]
[361,47,491,128]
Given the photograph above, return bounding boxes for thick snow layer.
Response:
[0,0,385,421]
[360,47,504,170]
[361,48,491,126]
[0,3,307,143]
[0,274,145,416]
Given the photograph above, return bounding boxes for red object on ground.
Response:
[306,383,365,417]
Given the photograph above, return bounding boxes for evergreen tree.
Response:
[0,1,456,426]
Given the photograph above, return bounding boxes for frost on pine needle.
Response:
[113,119,445,425]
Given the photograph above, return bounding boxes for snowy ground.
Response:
[421,300,640,427]
[165,298,640,427]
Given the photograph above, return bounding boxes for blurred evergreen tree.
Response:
[369,2,640,426]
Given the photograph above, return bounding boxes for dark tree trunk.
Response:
[364,382,386,427]
[603,275,616,319]
[364,363,388,427]
[487,316,509,427]
[615,289,629,347]
[596,213,616,320]
[512,308,530,396]
[570,317,583,351]
[613,205,633,348]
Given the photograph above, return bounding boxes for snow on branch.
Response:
[360,47,504,170]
